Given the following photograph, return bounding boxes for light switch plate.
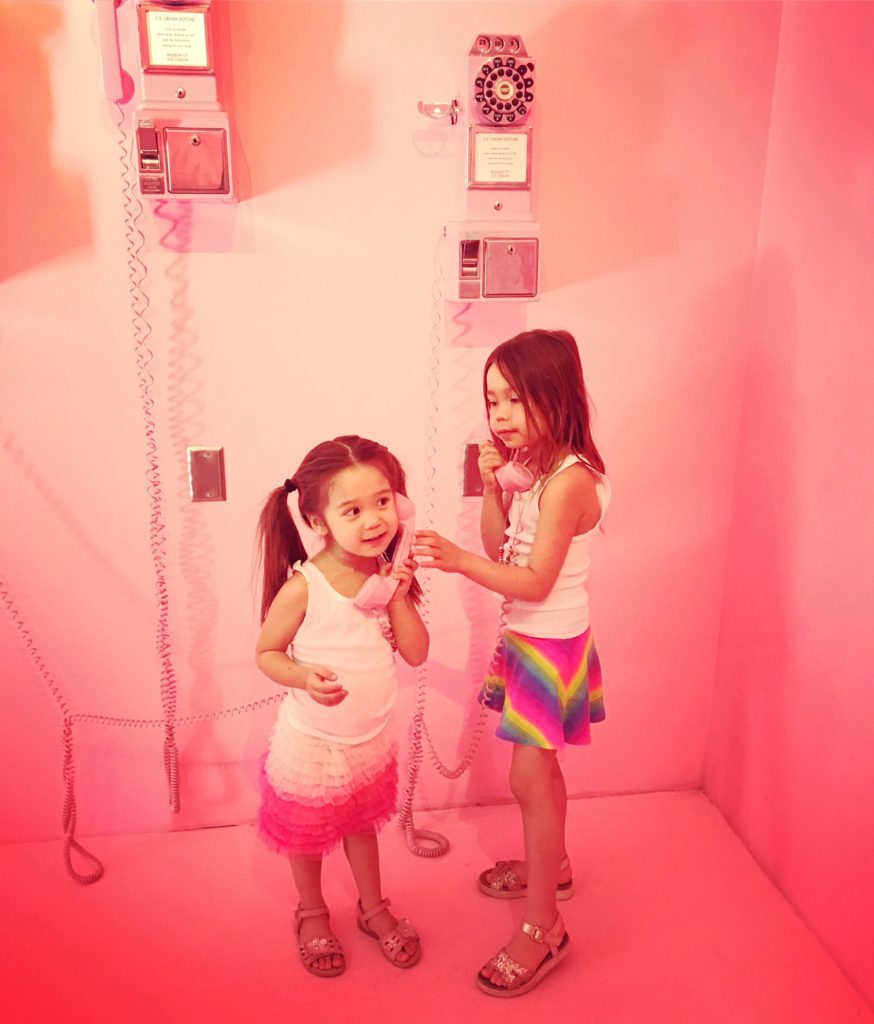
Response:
[187,446,226,501]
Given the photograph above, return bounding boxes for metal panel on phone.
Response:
[165,128,229,193]
[482,237,539,298]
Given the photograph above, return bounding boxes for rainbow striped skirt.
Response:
[258,712,398,858]
[479,628,605,749]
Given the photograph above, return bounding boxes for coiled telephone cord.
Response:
[2,576,287,884]
[117,107,181,812]
[396,279,494,856]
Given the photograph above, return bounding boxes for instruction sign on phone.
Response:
[145,9,209,69]
[470,130,531,188]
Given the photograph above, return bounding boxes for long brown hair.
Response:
[255,435,420,621]
[484,329,605,479]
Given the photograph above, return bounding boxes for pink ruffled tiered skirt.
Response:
[258,710,398,858]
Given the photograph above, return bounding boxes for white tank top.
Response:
[281,560,397,744]
[503,455,610,639]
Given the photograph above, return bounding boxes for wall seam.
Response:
[701,0,786,792]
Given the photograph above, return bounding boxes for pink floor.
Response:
[2,791,869,1023]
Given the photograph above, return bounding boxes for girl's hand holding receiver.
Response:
[304,666,347,706]
[387,556,419,605]
[477,440,506,492]
[413,531,466,573]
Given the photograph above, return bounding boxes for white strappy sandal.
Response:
[293,906,346,978]
[357,897,422,969]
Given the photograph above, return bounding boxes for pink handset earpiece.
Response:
[494,461,534,493]
[354,494,416,611]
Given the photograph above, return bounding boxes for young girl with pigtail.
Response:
[255,435,427,977]
[415,329,610,998]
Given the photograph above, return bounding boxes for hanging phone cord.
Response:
[396,278,493,856]
[2,577,286,884]
[116,107,181,812]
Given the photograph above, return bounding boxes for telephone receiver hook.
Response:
[417,100,459,126]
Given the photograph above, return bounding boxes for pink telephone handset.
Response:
[494,461,534,493]
[354,494,416,611]
[92,0,134,103]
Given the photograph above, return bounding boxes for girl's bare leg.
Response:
[343,831,418,964]
[482,756,571,887]
[480,745,566,987]
[289,854,343,971]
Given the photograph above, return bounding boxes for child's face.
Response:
[486,363,542,451]
[313,463,399,561]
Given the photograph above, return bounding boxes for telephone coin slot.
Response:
[136,125,162,171]
[459,238,482,299]
[460,239,481,277]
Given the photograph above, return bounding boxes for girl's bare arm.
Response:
[416,464,601,601]
[386,560,429,666]
[255,575,346,705]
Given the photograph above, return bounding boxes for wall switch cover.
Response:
[463,443,484,497]
[188,446,226,501]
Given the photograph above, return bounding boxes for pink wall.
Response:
[705,1,874,1006]
[2,0,780,847]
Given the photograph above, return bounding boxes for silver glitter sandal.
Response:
[476,915,570,998]
[478,855,574,900]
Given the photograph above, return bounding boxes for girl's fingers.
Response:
[315,676,345,694]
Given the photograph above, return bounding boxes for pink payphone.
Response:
[420,35,540,302]
[93,0,234,201]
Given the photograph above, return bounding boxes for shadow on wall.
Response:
[0,413,153,619]
[529,2,688,289]
[0,4,91,282]
[224,0,374,199]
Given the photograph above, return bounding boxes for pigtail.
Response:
[256,486,308,622]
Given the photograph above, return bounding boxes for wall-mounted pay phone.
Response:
[94,0,235,201]
[420,35,540,302]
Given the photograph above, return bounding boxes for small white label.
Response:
[146,10,208,68]
[472,132,529,185]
